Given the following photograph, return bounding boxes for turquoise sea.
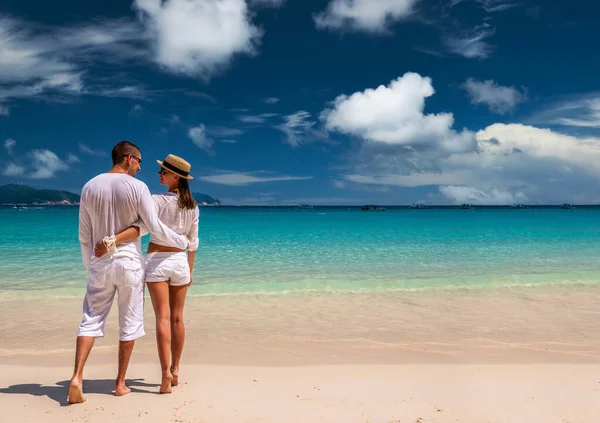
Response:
[1,206,600,298]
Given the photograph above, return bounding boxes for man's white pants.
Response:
[77,253,145,341]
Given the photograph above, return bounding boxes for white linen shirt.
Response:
[78,173,189,271]
[149,193,199,252]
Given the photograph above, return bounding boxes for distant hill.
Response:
[193,192,223,206]
[0,184,80,205]
[0,184,222,206]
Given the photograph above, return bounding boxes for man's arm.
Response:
[186,207,199,284]
[138,184,188,250]
[78,200,93,271]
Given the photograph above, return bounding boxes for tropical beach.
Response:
[2,0,600,421]
[1,206,600,422]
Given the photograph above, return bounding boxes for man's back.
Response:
[79,173,149,267]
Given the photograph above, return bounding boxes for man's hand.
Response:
[94,241,109,258]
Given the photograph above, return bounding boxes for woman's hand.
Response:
[94,241,109,258]
[188,270,193,286]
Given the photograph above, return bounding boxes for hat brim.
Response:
[156,160,194,180]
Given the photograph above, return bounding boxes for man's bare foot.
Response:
[68,378,86,404]
[171,367,179,387]
[115,381,131,396]
[160,374,173,394]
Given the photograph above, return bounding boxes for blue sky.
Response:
[1,0,600,205]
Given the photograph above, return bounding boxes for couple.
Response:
[68,141,199,404]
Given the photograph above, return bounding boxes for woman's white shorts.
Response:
[144,252,190,286]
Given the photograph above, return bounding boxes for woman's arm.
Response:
[94,226,141,257]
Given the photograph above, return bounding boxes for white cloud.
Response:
[29,149,69,179]
[219,139,238,144]
[344,123,600,203]
[185,91,217,103]
[342,171,474,187]
[133,0,262,79]
[325,73,600,203]
[3,163,24,177]
[0,17,143,105]
[463,78,526,114]
[443,25,495,59]
[314,0,419,33]
[129,104,144,116]
[0,18,78,84]
[199,172,312,186]
[277,111,318,147]
[474,123,600,174]
[322,72,476,153]
[67,153,81,163]
[450,0,517,13]
[439,185,526,205]
[264,97,280,104]
[188,124,215,153]
[237,113,278,124]
[1,4,262,107]
[93,86,148,99]
[79,143,108,156]
[207,126,245,137]
[250,0,286,7]
[530,95,600,129]
[4,138,16,155]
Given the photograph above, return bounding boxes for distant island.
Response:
[192,192,223,206]
[0,184,222,206]
[0,184,80,205]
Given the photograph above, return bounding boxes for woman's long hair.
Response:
[177,178,197,210]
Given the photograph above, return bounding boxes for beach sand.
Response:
[1,287,599,422]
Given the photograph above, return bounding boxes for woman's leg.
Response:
[169,283,189,386]
[147,281,173,393]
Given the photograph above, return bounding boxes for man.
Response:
[69,141,189,404]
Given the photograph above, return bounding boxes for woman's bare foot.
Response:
[68,378,86,404]
[115,380,131,396]
[171,367,179,387]
[160,373,173,394]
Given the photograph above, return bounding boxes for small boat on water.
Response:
[561,203,576,209]
[510,203,529,209]
[362,205,386,211]
[409,204,427,209]
[461,204,474,209]
[298,204,313,209]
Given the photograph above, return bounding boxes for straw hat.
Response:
[156,154,194,180]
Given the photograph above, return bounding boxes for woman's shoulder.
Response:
[152,192,177,200]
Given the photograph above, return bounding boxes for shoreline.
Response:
[2,285,599,365]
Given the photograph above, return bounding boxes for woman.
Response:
[95,154,199,394]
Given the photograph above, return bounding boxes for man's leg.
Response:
[115,259,146,396]
[68,336,95,404]
[70,279,116,404]
[115,340,135,396]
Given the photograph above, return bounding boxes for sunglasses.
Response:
[158,168,168,175]
[124,154,142,164]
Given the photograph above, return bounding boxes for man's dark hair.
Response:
[111,141,141,166]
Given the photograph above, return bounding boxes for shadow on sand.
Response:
[0,378,160,406]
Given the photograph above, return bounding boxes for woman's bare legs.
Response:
[169,283,189,386]
[147,282,173,394]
